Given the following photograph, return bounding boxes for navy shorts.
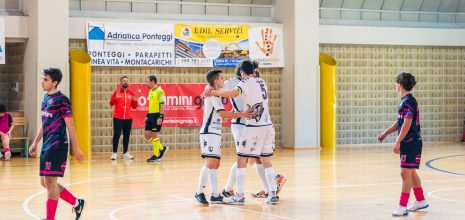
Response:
[40,150,68,177]
[400,140,422,169]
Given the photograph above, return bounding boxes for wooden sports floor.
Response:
[1,143,465,219]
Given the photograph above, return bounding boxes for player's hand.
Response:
[29,143,38,157]
[240,111,253,118]
[0,131,4,136]
[157,118,162,125]
[204,86,215,97]
[392,141,400,154]
[73,149,85,163]
[377,132,387,142]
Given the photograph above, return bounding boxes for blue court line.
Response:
[425,154,465,176]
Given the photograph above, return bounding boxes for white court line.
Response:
[428,187,465,203]
[22,168,199,219]
[108,198,189,220]
[170,195,300,220]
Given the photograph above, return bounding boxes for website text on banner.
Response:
[130,84,232,128]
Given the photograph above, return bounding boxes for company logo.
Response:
[88,26,105,40]
[255,28,278,57]
[182,26,192,38]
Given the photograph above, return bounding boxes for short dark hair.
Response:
[43,68,63,86]
[0,104,6,113]
[234,61,242,77]
[255,70,260,78]
[147,75,157,84]
[206,70,222,86]
[121,76,128,82]
[396,72,416,91]
[239,60,254,75]
[252,60,259,69]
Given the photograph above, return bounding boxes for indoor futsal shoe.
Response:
[392,206,408,216]
[73,199,85,219]
[158,146,169,161]
[147,155,159,162]
[222,189,234,198]
[194,193,209,206]
[407,200,429,212]
[251,190,267,198]
[210,195,233,204]
[276,174,287,194]
[266,196,279,204]
[229,195,245,205]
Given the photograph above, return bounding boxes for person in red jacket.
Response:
[110,76,138,160]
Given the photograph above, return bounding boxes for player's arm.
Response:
[378,121,398,142]
[218,110,251,120]
[29,127,43,156]
[394,118,412,144]
[7,114,14,136]
[210,88,240,98]
[157,91,166,125]
[64,117,85,162]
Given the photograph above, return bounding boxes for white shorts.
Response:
[199,134,222,159]
[231,123,245,151]
[237,125,275,158]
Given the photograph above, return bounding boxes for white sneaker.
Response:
[4,151,11,161]
[392,206,408,216]
[123,152,134,160]
[110,153,117,160]
[407,200,429,212]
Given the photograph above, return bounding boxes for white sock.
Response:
[236,168,247,197]
[197,165,210,194]
[210,168,219,197]
[224,162,237,192]
[255,164,269,193]
[265,167,277,196]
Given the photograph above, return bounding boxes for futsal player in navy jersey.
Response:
[29,68,86,220]
[378,72,428,216]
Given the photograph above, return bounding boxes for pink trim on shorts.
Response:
[401,162,419,167]
[40,170,64,175]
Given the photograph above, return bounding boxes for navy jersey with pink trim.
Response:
[41,91,72,151]
[397,93,421,143]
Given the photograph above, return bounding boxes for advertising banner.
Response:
[174,24,249,67]
[87,21,174,66]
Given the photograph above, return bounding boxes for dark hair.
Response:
[0,104,6,113]
[255,70,260,78]
[234,61,242,77]
[206,70,222,86]
[396,72,416,91]
[147,75,157,84]
[43,68,63,86]
[121,76,128,82]
[239,60,255,75]
[252,60,259,69]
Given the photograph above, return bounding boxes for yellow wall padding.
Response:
[320,53,337,152]
[70,49,92,158]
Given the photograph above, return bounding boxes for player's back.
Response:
[236,77,272,126]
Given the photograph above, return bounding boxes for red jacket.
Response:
[110,88,138,119]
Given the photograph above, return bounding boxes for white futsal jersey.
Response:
[223,76,245,125]
[234,77,272,126]
[199,96,225,135]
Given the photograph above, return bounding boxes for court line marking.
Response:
[425,154,465,176]
[428,187,465,203]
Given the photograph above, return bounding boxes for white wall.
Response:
[275,0,320,148]
[22,0,69,139]
[320,25,465,46]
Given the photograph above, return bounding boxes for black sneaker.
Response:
[211,195,233,204]
[158,146,169,161]
[194,193,209,206]
[147,155,159,162]
[221,189,234,198]
[72,199,85,220]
